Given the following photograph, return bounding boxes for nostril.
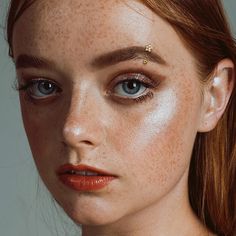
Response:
[62,140,93,146]
[82,140,93,145]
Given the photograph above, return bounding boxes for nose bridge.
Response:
[62,85,104,149]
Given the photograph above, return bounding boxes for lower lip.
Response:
[58,175,116,191]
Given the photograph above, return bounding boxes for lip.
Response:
[57,164,117,191]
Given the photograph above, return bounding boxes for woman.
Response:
[6,0,236,235]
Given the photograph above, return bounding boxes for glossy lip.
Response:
[57,164,117,192]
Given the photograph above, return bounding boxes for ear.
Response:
[198,59,235,132]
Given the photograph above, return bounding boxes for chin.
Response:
[55,193,122,226]
[66,208,120,226]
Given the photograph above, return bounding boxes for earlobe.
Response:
[198,59,235,132]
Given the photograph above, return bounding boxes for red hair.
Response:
[140,1,236,235]
[6,0,236,235]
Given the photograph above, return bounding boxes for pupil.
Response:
[122,80,140,95]
[39,81,54,94]
[127,81,137,89]
[44,83,50,89]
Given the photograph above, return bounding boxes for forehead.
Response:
[12,0,195,72]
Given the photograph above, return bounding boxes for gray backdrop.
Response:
[0,1,235,235]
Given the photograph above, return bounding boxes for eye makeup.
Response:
[16,66,163,106]
[16,77,62,103]
[107,72,158,104]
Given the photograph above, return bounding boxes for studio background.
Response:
[0,1,235,236]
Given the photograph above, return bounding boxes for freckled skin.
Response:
[13,1,213,235]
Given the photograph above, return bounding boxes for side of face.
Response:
[12,0,210,226]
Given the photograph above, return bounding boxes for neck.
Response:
[82,170,213,236]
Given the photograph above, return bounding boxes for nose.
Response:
[62,88,106,150]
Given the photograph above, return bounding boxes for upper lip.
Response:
[57,164,116,176]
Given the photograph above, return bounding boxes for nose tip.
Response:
[63,125,94,148]
[62,111,105,150]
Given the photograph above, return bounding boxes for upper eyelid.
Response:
[17,78,62,94]
[20,77,57,84]
[17,71,161,89]
[109,72,159,89]
[18,77,61,88]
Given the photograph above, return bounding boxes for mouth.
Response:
[57,164,117,191]
[63,170,107,176]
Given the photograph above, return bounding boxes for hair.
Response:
[5,0,236,235]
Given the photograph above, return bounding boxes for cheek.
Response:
[19,96,61,172]
[109,86,201,191]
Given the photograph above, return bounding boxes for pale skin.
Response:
[12,0,234,236]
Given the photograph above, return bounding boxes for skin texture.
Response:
[12,0,233,235]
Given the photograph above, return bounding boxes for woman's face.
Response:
[13,0,205,226]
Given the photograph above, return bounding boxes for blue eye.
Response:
[121,80,143,95]
[38,81,56,94]
[113,74,148,98]
[20,79,61,99]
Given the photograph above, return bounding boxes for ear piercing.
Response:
[143,44,152,65]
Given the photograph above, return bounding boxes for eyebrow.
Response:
[15,46,167,70]
[91,46,167,68]
[15,54,57,70]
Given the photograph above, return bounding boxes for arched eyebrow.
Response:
[15,46,167,70]
[91,46,167,68]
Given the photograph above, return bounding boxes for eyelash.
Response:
[131,92,154,104]
[109,72,158,104]
[16,78,62,102]
[16,72,159,104]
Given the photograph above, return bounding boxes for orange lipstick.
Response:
[57,164,116,191]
